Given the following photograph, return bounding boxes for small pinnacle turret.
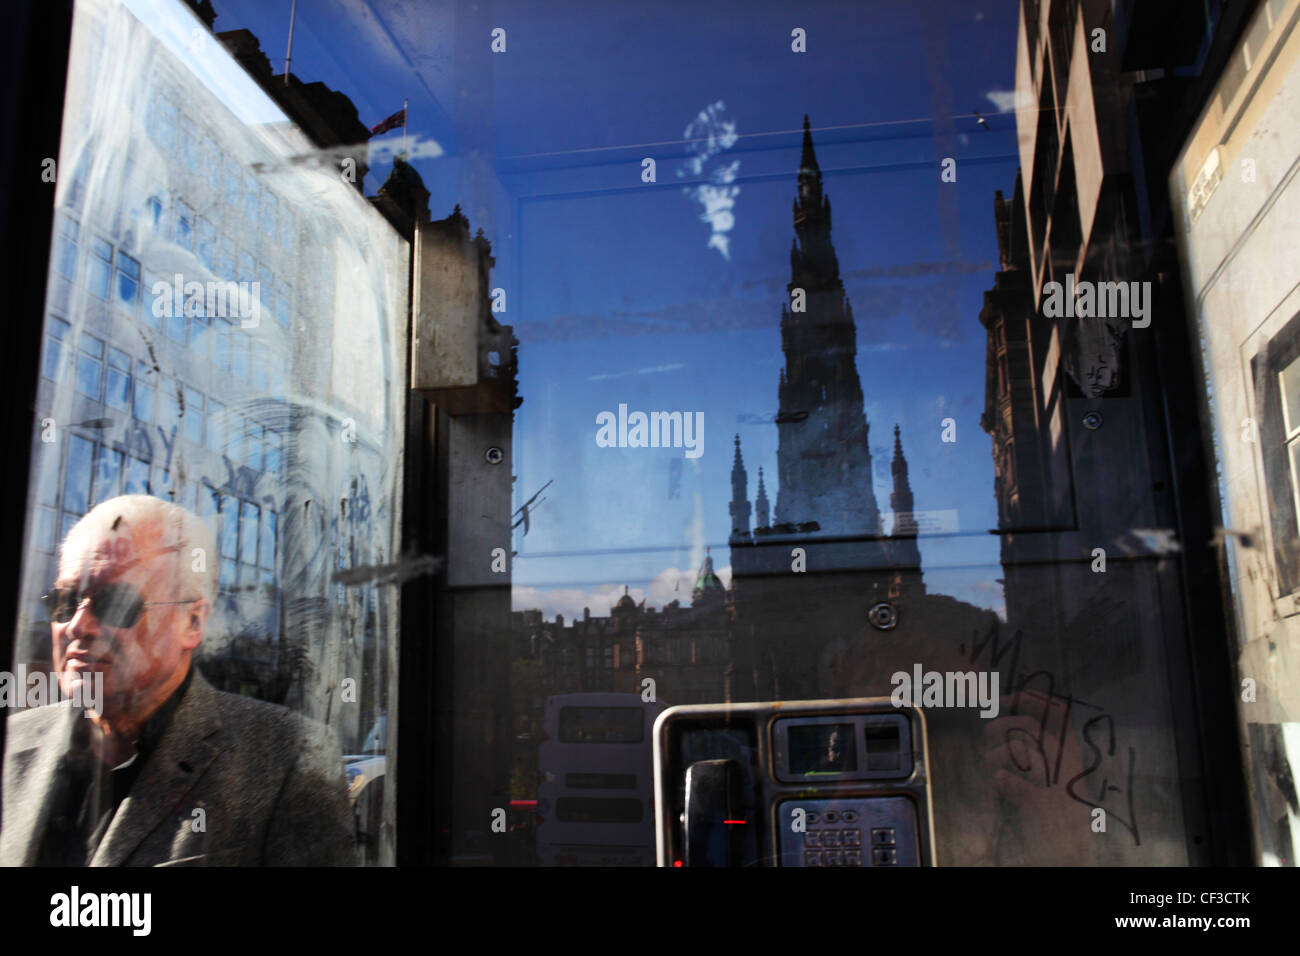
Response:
[730,434,751,539]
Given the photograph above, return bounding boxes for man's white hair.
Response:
[60,494,219,604]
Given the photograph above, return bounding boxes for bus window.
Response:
[537,694,666,866]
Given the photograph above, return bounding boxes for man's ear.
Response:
[181,597,211,650]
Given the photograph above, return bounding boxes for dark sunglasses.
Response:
[40,584,198,629]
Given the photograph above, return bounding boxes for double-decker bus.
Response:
[537,693,667,866]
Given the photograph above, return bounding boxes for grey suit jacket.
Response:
[0,671,357,866]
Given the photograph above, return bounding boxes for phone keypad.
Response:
[802,829,863,866]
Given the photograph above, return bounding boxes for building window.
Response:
[157,377,181,432]
[32,505,57,553]
[105,347,131,411]
[91,443,123,507]
[132,359,155,423]
[1281,355,1300,540]
[227,409,244,463]
[55,216,79,280]
[1251,314,1300,594]
[240,499,260,585]
[166,296,187,345]
[67,151,90,209]
[175,201,194,252]
[146,195,163,232]
[123,454,150,496]
[247,421,264,472]
[197,217,215,270]
[265,428,282,477]
[62,434,94,516]
[218,235,236,282]
[141,269,161,329]
[75,335,104,400]
[207,398,226,455]
[87,237,112,299]
[42,316,71,382]
[184,387,204,446]
[116,251,140,305]
[219,493,239,593]
[189,312,212,363]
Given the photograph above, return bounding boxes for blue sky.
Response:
[208,0,1025,618]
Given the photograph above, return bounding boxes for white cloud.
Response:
[587,363,685,383]
[984,89,1031,113]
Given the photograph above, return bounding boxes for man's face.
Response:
[826,730,842,763]
[51,520,205,727]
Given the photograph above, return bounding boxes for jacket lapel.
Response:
[89,673,225,867]
[0,703,79,866]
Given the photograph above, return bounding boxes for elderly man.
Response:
[0,494,356,865]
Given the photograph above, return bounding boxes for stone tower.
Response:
[774,116,882,536]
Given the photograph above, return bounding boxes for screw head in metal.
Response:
[868,602,899,631]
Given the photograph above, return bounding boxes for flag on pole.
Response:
[370,107,406,136]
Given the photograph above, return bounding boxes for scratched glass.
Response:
[6,0,405,866]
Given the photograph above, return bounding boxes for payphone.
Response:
[653,699,935,866]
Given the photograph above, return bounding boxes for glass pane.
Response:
[207,398,225,454]
[11,0,407,869]
[1281,356,1300,435]
[105,368,129,409]
[42,319,69,381]
[61,435,93,515]
[74,337,101,399]
[86,237,110,298]
[260,509,277,570]
[90,444,122,506]
[183,387,204,445]
[239,500,259,566]
[123,455,150,496]
[116,252,139,304]
[132,361,154,423]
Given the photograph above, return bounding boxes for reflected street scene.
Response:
[2,0,1298,870]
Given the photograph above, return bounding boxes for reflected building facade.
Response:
[513,551,730,709]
